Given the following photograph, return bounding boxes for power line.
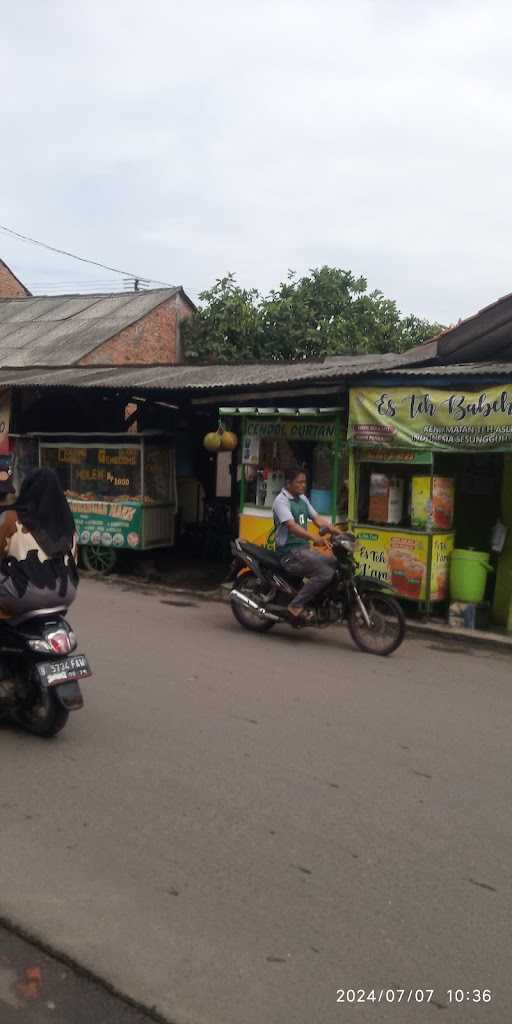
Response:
[25,280,136,296]
[0,222,174,287]
[30,287,131,295]
[26,281,130,290]
[27,279,127,286]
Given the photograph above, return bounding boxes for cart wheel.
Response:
[80,545,118,575]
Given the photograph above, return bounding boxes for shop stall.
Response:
[348,445,455,609]
[220,407,347,546]
[13,433,177,572]
[348,384,512,618]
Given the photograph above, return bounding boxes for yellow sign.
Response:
[350,386,512,451]
[431,533,454,601]
[410,476,454,530]
[58,448,87,465]
[98,449,138,466]
[354,528,428,599]
[354,527,454,602]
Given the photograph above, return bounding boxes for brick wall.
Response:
[175,290,194,362]
[0,261,30,298]
[80,295,186,366]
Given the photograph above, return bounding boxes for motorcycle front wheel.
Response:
[348,591,405,656]
[231,572,276,633]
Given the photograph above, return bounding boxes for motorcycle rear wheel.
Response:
[231,572,276,633]
[348,592,405,656]
[15,687,69,737]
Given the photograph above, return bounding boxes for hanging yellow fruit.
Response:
[203,431,222,452]
[220,430,238,451]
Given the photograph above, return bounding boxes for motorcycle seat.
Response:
[237,541,284,570]
[8,606,68,627]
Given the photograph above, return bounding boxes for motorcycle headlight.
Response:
[334,533,355,554]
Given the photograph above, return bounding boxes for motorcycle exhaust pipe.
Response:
[230,589,281,622]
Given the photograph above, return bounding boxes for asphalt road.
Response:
[0,576,511,1024]
[0,924,155,1023]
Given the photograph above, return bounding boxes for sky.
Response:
[1,0,511,325]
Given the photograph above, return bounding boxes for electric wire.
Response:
[0,222,173,287]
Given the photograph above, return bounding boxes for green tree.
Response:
[182,274,262,363]
[182,267,443,363]
[395,313,444,352]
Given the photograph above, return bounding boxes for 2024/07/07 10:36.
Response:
[336,988,492,1006]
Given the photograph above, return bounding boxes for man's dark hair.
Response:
[285,465,306,486]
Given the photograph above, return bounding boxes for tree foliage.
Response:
[183,267,443,363]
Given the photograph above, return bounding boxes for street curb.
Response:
[404,620,512,653]
[83,570,224,603]
[175,586,512,654]
[0,910,184,1024]
[86,572,512,654]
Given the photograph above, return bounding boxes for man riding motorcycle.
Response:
[273,466,343,622]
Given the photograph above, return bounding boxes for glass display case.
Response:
[34,434,176,572]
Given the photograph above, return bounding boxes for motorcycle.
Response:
[228,530,405,656]
[0,605,91,737]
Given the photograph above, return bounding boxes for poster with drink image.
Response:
[430,533,454,600]
[410,476,454,530]
[388,538,427,600]
[354,528,454,602]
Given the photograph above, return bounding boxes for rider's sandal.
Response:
[287,608,315,625]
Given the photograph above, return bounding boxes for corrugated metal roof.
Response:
[0,289,181,367]
[381,361,512,377]
[408,291,512,363]
[0,352,428,394]
[4,354,509,398]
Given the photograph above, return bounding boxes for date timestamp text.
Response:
[336,988,493,1005]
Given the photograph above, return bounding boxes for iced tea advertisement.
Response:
[353,528,453,602]
[349,386,512,451]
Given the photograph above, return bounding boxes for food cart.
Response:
[220,407,347,545]
[348,445,455,610]
[15,433,177,572]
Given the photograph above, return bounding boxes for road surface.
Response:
[0,576,510,1024]
[0,923,156,1023]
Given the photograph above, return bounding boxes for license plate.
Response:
[36,655,92,687]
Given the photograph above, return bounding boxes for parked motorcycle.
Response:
[229,531,405,656]
[0,606,91,737]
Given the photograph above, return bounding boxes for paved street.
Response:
[0,924,155,1023]
[0,576,511,1024]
